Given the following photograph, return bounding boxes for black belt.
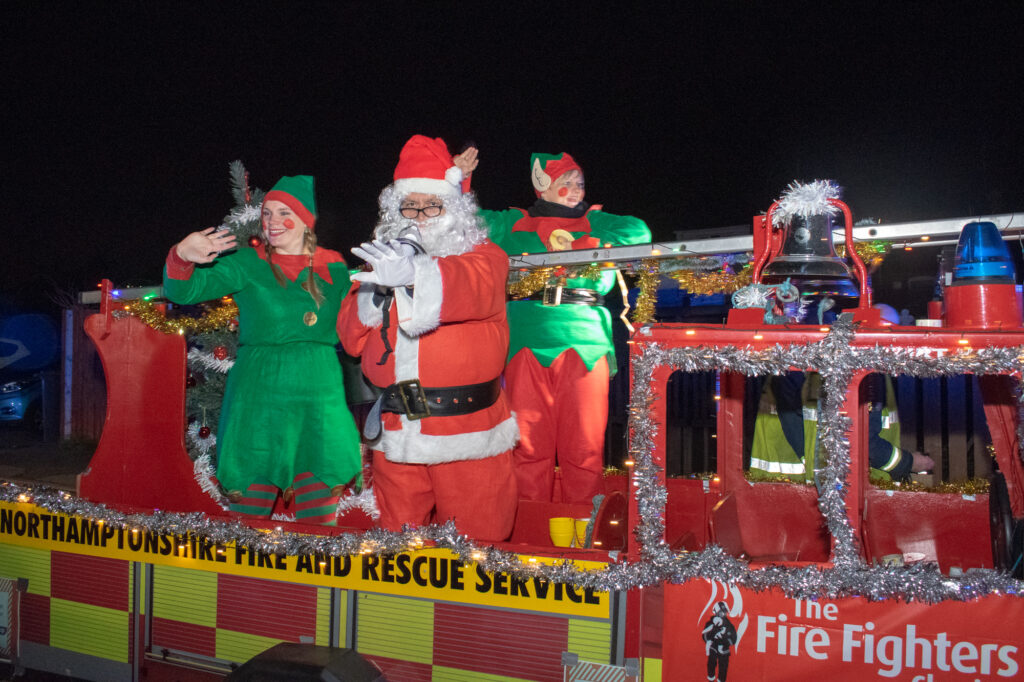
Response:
[523,286,604,306]
[379,377,501,420]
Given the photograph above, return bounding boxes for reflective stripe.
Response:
[881,413,898,428]
[880,445,902,472]
[749,456,806,475]
[802,407,817,421]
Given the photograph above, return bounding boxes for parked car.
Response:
[0,372,43,431]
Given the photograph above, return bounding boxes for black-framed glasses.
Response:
[400,204,444,219]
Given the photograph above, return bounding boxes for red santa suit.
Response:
[339,135,518,541]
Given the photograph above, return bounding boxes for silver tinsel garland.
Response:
[2,320,1022,602]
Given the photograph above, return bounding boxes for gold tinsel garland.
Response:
[507,267,553,299]
[869,477,991,495]
[630,258,660,325]
[670,264,753,295]
[507,264,605,299]
[837,241,890,269]
[121,298,239,335]
[745,470,990,495]
[485,243,888,316]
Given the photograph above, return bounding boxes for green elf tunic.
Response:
[163,246,362,495]
[481,207,652,371]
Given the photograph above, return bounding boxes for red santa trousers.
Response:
[372,449,517,541]
[505,348,609,503]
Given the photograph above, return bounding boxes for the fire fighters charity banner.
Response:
[663,580,1023,681]
[0,501,609,618]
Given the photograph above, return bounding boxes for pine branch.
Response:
[228,160,250,205]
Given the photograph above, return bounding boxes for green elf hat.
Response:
[263,175,317,228]
[530,152,582,196]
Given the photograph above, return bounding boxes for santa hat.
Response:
[530,152,583,196]
[393,135,465,197]
[263,175,317,228]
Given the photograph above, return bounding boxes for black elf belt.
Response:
[524,286,604,306]
[380,377,501,420]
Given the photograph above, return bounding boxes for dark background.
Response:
[4,1,1022,311]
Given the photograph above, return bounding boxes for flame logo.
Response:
[699,580,749,650]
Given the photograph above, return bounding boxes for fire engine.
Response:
[1,207,1022,681]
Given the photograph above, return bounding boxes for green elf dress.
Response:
[164,176,361,520]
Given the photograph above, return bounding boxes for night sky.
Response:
[5,2,1022,311]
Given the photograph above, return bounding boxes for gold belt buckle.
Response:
[542,283,563,306]
[396,379,431,420]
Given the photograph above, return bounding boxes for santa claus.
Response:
[339,135,519,541]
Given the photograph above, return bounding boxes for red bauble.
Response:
[248,236,262,247]
[199,426,211,439]
[213,346,228,360]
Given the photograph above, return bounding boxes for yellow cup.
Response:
[574,518,590,548]
[549,517,575,547]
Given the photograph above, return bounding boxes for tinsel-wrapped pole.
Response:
[629,259,659,326]
[815,321,861,567]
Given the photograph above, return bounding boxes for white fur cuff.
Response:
[397,254,442,337]
[393,176,460,198]
[356,282,384,327]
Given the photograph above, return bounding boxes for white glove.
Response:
[351,240,416,288]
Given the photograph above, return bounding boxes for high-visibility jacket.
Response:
[750,373,907,482]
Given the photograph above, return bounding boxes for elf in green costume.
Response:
[164,175,362,524]
[476,152,651,502]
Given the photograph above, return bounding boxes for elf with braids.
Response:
[164,175,362,524]
[470,151,652,504]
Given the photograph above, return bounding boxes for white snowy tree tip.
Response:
[771,179,843,226]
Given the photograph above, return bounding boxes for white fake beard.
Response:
[417,213,467,257]
[375,212,481,258]
[373,185,487,258]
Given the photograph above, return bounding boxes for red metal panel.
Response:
[432,602,568,681]
[640,585,663,661]
[150,616,216,657]
[79,303,223,514]
[665,479,708,550]
[643,322,1024,355]
[710,484,831,563]
[50,551,128,611]
[215,574,317,641]
[20,592,50,644]
[980,375,1024,517]
[863,490,992,572]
